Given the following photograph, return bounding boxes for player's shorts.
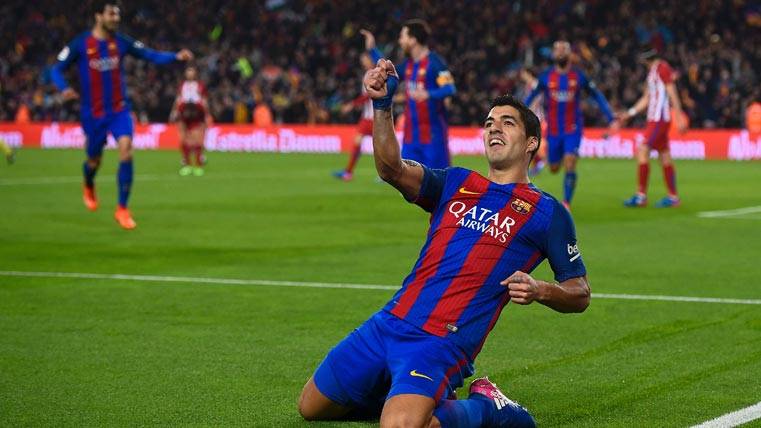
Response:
[81,110,133,158]
[357,119,373,137]
[313,310,473,416]
[644,120,671,151]
[181,119,205,131]
[402,141,450,169]
[546,133,582,164]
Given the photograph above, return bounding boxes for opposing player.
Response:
[524,40,618,210]
[170,65,212,176]
[620,49,686,208]
[397,19,456,169]
[333,29,382,181]
[299,59,590,427]
[51,1,193,229]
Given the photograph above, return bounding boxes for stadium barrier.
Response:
[0,122,759,160]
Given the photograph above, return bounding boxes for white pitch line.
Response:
[691,401,761,428]
[1,270,760,305]
[697,205,761,218]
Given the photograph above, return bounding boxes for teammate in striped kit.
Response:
[299,59,590,428]
[51,1,192,229]
[398,20,456,169]
[333,30,383,181]
[524,41,618,210]
[621,50,686,208]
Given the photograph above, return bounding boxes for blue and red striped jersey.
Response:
[524,67,613,137]
[400,51,456,145]
[52,31,178,119]
[383,166,586,360]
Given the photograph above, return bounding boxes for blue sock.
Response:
[563,171,577,203]
[117,160,133,208]
[433,397,489,428]
[83,161,97,188]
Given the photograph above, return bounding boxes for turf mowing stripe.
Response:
[1,270,761,305]
[691,401,761,428]
[0,173,262,186]
[697,205,761,218]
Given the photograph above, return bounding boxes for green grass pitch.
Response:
[1,149,760,427]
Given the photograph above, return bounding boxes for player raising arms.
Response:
[299,59,590,427]
[170,65,212,177]
[397,19,456,169]
[620,49,686,208]
[333,29,382,181]
[51,1,192,229]
[524,40,618,210]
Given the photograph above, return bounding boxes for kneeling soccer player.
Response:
[299,59,590,428]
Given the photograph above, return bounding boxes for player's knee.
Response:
[380,411,430,428]
[87,157,102,168]
[549,163,561,174]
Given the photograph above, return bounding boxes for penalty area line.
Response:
[1,270,760,305]
[697,205,761,218]
[691,400,761,428]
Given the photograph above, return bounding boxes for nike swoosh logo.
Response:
[409,370,433,381]
[459,187,480,195]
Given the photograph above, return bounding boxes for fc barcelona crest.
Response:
[510,198,532,214]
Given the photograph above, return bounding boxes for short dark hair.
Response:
[403,19,431,45]
[91,0,121,16]
[489,94,542,159]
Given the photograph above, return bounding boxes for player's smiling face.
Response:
[483,105,537,169]
[97,5,121,33]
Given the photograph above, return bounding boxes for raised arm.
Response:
[364,59,424,201]
[51,39,80,101]
[122,34,192,65]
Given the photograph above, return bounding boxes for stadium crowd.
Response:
[1,0,759,128]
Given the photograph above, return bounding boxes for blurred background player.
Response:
[170,65,212,177]
[524,40,618,211]
[0,138,15,165]
[51,1,193,229]
[620,49,686,208]
[397,19,456,169]
[332,29,382,182]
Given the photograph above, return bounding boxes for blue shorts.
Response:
[546,133,581,164]
[402,141,450,169]
[81,110,133,158]
[313,311,473,415]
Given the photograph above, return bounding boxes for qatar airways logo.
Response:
[89,56,119,72]
[550,90,574,102]
[448,201,516,244]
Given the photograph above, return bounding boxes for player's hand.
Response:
[61,88,79,101]
[608,119,621,133]
[615,111,629,123]
[340,102,354,114]
[359,29,375,50]
[501,270,542,305]
[676,115,688,133]
[176,49,194,61]
[364,59,398,99]
[410,87,429,102]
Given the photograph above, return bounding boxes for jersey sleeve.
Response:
[524,73,545,106]
[541,202,587,282]
[658,62,674,84]
[580,71,614,123]
[408,165,448,212]
[368,47,383,64]
[51,37,80,91]
[427,56,456,100]
[120,33,177,65]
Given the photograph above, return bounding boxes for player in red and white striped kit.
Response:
[333,30,383,182]
[620,50,686,208]
[170,66,212,176]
